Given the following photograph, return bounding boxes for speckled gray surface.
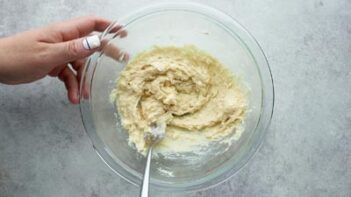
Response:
[0,0,350,196]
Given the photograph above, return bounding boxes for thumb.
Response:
[51,35,101,63]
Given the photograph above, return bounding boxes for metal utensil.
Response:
[140,122,165,197]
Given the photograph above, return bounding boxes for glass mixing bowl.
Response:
[79,3,274,192]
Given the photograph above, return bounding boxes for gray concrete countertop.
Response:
[0,0,350,196]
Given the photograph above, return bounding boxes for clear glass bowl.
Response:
[79,3,274,192]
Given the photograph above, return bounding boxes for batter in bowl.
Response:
[110,46,247,155]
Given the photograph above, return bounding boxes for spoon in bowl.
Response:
[140,122,166,197]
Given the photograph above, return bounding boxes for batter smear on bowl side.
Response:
[110,45,247,155]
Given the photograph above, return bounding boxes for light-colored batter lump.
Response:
[111,46,247,154]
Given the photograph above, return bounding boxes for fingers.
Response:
[49,32,129,65]
[49,64,66,77]
[71,59,86,82]
[41,16,128,68]
[116,28,128,38]
[53,16,112,41]
[106,22,127,38]
[58,66,79,104]
[71,59,90,99]
[110,24,125,34]
[103,43,129,62]
[49,35,101,64]
[53,60,85,104]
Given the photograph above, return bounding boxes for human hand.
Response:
[0,16,124,104]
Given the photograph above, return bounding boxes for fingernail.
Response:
[82,35,101,50]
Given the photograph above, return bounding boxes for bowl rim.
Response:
[79,2,275,192]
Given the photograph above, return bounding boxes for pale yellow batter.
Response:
[111,46,247,155]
